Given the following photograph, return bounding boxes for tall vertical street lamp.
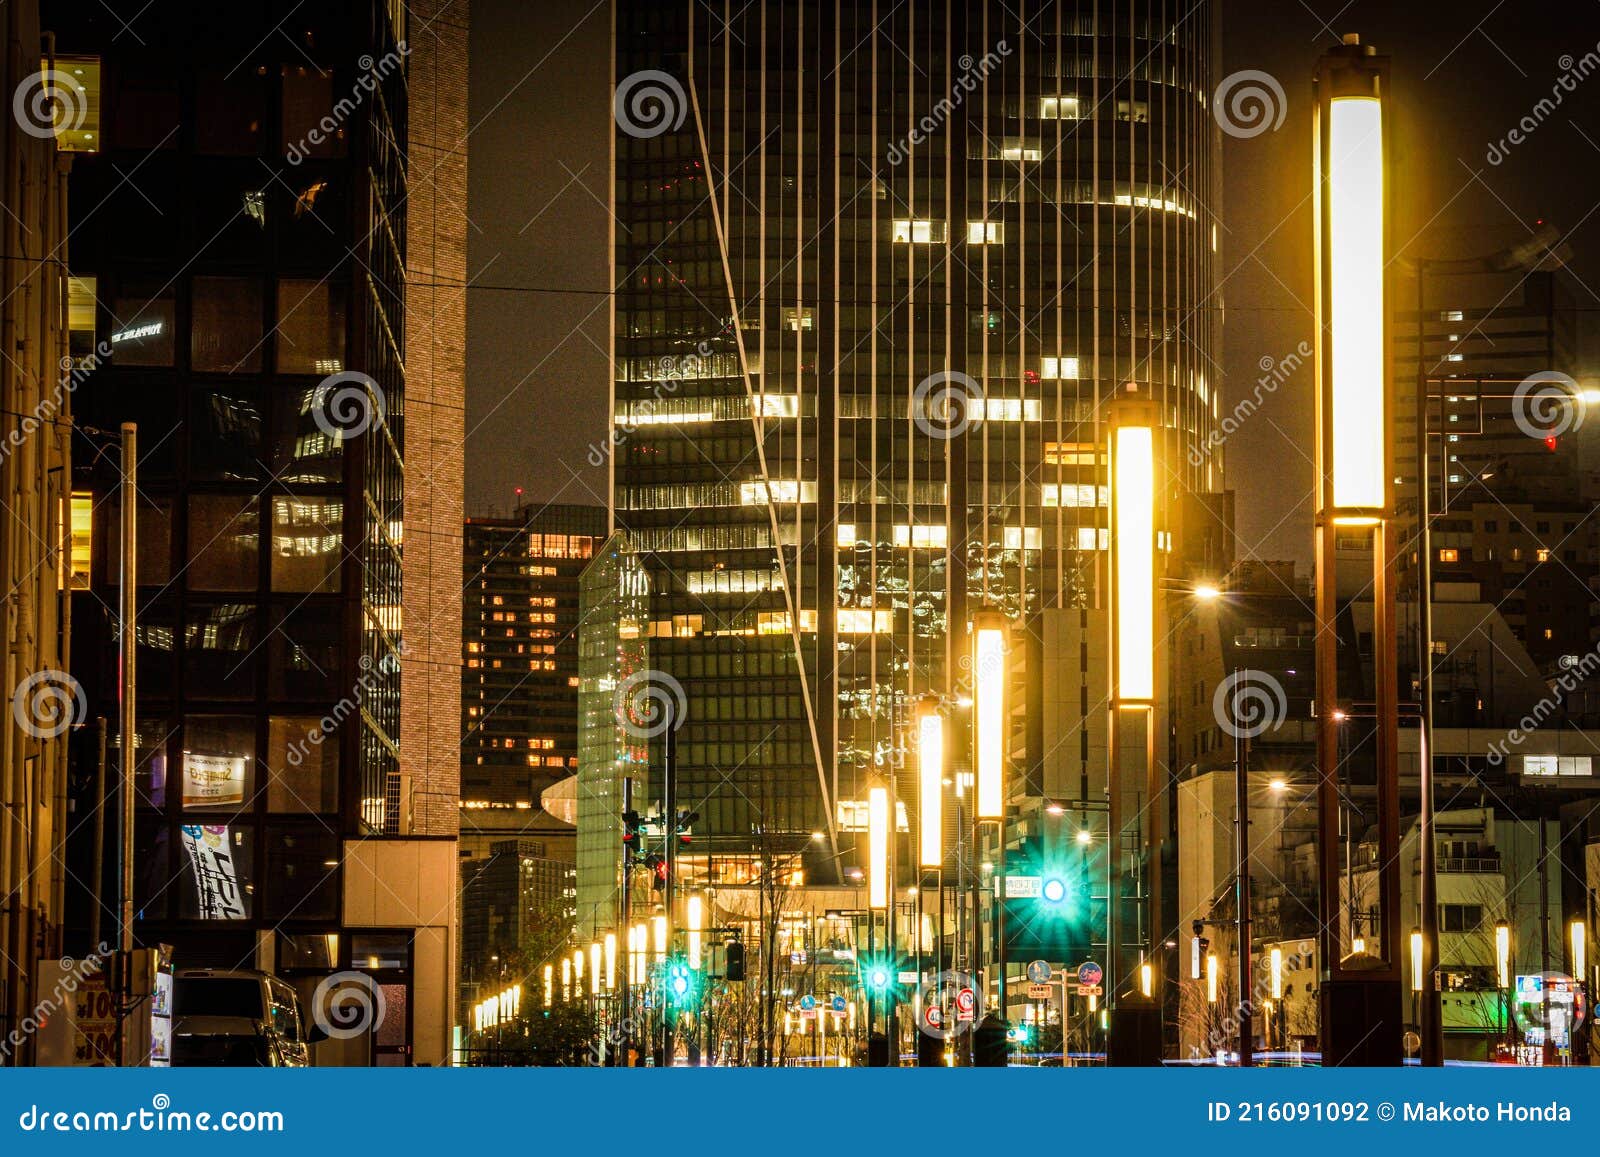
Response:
[915,695,946,1062]
[1571,918,1587,991]
[1495,919,1512,1048]
[1312,34,1404,1065]
[1107,386,1162,1064]
[971,611,1009,1019]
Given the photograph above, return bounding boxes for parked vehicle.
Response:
[171,968,322,1066]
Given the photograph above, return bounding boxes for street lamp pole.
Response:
[1312,34,1404,1064]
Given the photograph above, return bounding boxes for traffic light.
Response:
[645,853,668,891]
[860,954,896,996]
[1039,876,1069,906]
[622,809,642,854]
[667,960,694,1003]
[724,939,745,982]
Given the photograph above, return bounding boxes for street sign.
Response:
[956,987,976,1021]
[1076,984,1102,997]
[799,994,816,1010]
[1025,959,1052,984]
[897,970,918,984]
[1077,961,1103,988]
[1004,875,1041,898]
[925,1005,943,1029]
[1027,983,1053,1000]
[831,995,847,1014]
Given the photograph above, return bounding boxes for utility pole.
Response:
[1414,259,1443,1068]
[116,422,137,1068]
[1234,668,1253,1068]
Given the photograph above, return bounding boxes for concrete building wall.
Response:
[400,0,468,838]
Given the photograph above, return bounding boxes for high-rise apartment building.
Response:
[56,0,468,1065]
[610,2,1221,881]
[461,504,606,823]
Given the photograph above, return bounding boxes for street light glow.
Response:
[916,700,944,868]
[590,942,601,995]
[1193,583,1221,602]
[867,785,889,910]
[687,894,704,970]
[973,615,1008,819]
[1410,927,1424,993]
[1041,877,1068,905]
[1206,953,1219,1004]
[1495,920,1511,989]
[653,914,668,962]
[1327,95,1386,511]
[1112,421,1156,700]
[604,932,617,991]
[1270,946,1283,999]
[1572,918,1587,981]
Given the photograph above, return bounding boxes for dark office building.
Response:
[56,0,468,1064]
[461,840,578,987]
[610,2,1221,878]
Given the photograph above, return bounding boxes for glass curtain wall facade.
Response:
[612,1,1221,879]
[60,0,408,967]
[576,533,650,935]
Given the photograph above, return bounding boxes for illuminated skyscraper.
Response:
[610,2,1222,881]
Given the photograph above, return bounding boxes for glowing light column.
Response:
[1107,388,1162,1054]
[1312,35,1402,1065]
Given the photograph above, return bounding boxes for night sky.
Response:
[464,0,1600,565]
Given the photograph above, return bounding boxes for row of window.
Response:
[72,275,345,374]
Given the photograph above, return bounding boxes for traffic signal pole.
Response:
[663,710,677,1065]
